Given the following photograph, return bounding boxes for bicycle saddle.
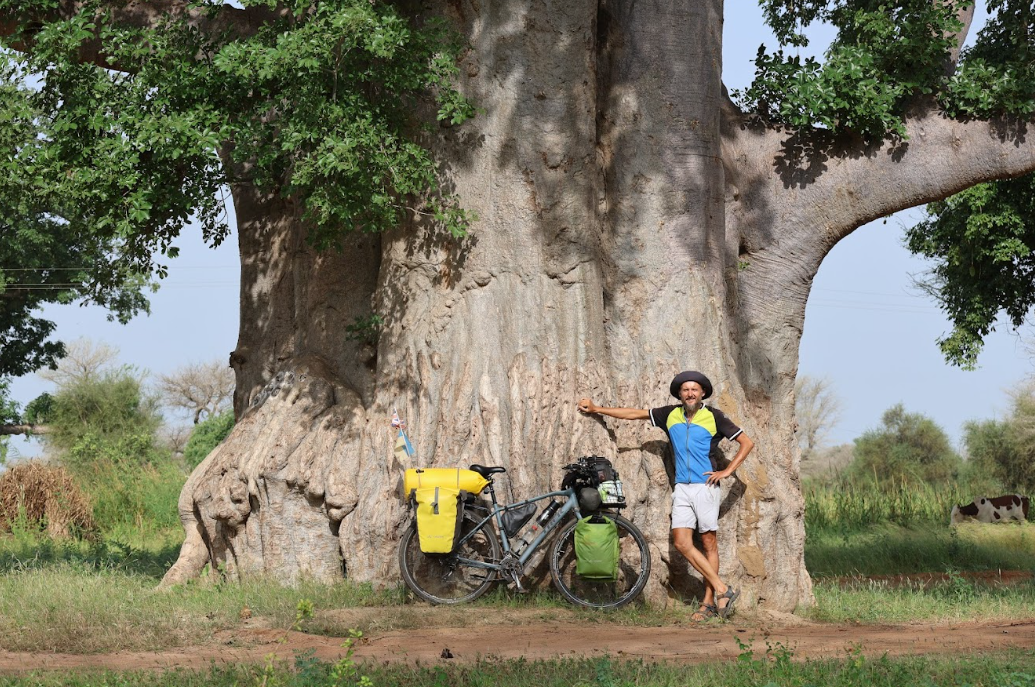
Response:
[469,464,506,477]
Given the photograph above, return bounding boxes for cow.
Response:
[950,495,1030,525]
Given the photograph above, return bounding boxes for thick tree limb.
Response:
[0,424,47,436]
[725,109,1035,276]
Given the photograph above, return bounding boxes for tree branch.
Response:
[942,0,976,73]
[723,106,1035,345]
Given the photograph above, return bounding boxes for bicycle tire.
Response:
[399,510,502,604]
[548,512,651,609]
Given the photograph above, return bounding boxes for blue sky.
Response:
[6,3,1032,459]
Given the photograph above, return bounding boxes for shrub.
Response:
[44,368,161,455]
[182,409,235,470]
[38,366,185,537]
[64,432,185,534]
[0,462,94,537]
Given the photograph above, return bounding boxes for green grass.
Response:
[1,650,1034,687]
[806,522,1035,577]
[809,574,1035,622]
[3,479,1035,656]
[0,531,405,653]
[804,478,980,532]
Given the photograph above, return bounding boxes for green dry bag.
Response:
[574,515,619,580]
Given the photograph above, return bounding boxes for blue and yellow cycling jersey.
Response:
[648,405,742,484]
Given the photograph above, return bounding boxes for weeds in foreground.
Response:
[2,648,1035,687]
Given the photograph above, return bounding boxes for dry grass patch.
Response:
[0,462,94,537]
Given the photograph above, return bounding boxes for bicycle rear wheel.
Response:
[399,510,502,604]
[549,512,651,609]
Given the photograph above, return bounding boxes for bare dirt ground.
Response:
[2,612,1034,673]
[1,572,1033,674]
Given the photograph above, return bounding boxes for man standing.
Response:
[577,370,754,620]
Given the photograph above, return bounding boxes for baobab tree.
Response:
[2,1,1033,612]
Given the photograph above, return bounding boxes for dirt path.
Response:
[2,613,1034,673]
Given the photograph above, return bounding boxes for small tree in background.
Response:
[850,404,961,486]
[795,375,844,463]
[37,339,120,388]
[25,343,188,537]
[156,360,234,425]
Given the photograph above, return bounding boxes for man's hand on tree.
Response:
[577,398,598,414]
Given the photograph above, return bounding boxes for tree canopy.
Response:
[964,379,1035,492]
[0,0,475,380]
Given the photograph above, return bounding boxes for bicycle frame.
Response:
[456,481,584,572]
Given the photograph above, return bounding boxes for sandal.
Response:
[716,587,740,619]
[690,603,718,622]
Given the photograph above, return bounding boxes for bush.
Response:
[182,409,235,470]
[77,458,185,535]
[38,366,185,537]
[0,462,94,537]
[45,368,161,455]
[0,378,18,465]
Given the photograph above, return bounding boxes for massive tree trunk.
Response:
[161,0,812,611]
[159,0,1035,612]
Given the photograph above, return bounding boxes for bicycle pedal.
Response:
[509,575,528,593]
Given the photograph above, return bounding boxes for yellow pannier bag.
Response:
[414,486,464,553]
[402,468,489,501]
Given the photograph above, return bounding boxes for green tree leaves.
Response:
[906,177,1035,368]
[743,1,1035,140]
[741,1,968,139]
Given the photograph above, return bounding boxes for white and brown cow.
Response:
[950,495,1030,525]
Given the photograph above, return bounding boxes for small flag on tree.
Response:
[392,409,415,457]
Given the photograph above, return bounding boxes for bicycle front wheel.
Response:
[398,510,502,604]
[549,512,651,609]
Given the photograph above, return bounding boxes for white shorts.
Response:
[671,483,721,532]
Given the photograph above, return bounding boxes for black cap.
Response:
[670,371,712,399]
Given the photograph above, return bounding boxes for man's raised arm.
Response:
[577,398,650,421]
